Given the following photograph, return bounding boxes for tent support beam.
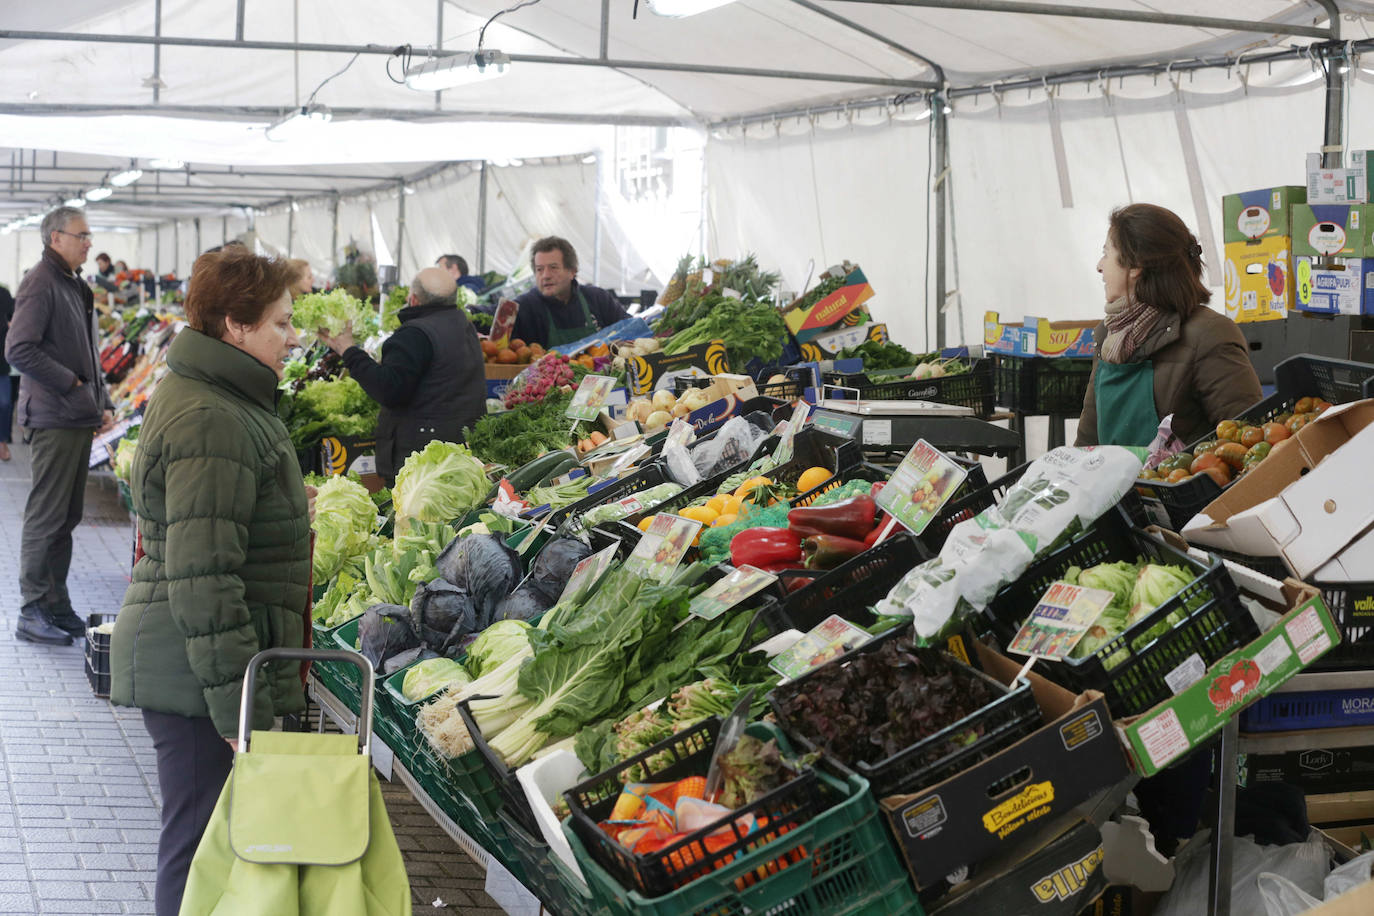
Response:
[1316,0,1344,168]
[476,162,489,275]
[287,199,295,257]
[826,0,1335,40]
[434,0,444,111]
[330,195,339,275]
[600,0,610,60]
[152,0,162,104]
[395,179,406,279]
[236,0,245,41]
[0,30,937,90]
[933,97,948,349]
[788,0,941,75]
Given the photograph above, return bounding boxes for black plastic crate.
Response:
[774,532,930,632]
[85,613,114,699]
[564,717,828,899]
[984,511,1258,718]
[767,630,1041,800]
[822,360,996,417]
[1137,353,1374,531]
[992,354,1094,415]
[547,462,672,534]
[674,367,811,402]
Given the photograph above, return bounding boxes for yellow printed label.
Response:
[321,437,345,475]
[1030,845,1104,903]
[982,781,1055,838]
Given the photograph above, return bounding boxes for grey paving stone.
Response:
[90,882,145,901]
[32,880,90,900]
[0,894,37,913]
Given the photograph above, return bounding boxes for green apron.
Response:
[545,287,600,348]
[1094,360,1159,447]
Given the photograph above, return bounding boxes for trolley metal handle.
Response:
[238,647,374,755]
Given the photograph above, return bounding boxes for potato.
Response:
[671,402,692,419]
[645,410,671,430]
[652,389,677,412]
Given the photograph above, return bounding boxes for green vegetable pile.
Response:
[837,340,922,371]
[282,376,379,450]
[112,427,140,485]
[464,392,591,470]
[661,298,789,370]
[392,440,490,527]
[1063,559,1199,666]
[466,308,493,332]
[654,254,780,337]
[313,519,455,628]
[381,286,408,333]
[293,287,378,339]
[311,475,380,584]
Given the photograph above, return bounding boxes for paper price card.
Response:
[874,439,970,536]
[665,418,696,450]
[624,514,702,581]
[769,615,871,680]
[1007,581,1117,660]
[566,374,617,422]
[772,402,812,465]
[555,543,620,606]
[689,565,778,622]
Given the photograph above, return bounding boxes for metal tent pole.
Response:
[476,162,489,274]
[933,96,949,349]
[395,180,406,280]
[592,155,602,287]
[330,194,340,277]
[286,199,295,257]
[1320,3,1345,168]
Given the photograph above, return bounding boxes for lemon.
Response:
[796,466,831,493]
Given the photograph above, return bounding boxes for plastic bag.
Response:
[1258,850,1374,915]
[689,415,767,480]
[1155,829,1329,916]
[996,446,1142,554]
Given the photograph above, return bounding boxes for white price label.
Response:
[863,419,892,445]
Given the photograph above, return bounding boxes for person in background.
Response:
[0,282,14,461]
[1076,203,1260,447]
[110,246,313,916]
[436,253,486,295]
[91,252,119,294]
[287,258,314,299]
[511,236,628,349]
[4,206,115,647]
[320,266,486,486]
[113,259,129,275]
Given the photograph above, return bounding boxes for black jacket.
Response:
[512,281,628,347]
[0,284,13,376]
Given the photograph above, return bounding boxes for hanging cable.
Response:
[386,45,413,84]
[478,0,544,52]
[305,50,362,107]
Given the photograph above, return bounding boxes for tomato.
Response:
[1138,468,1161,481]
[1295,397,1315,414]
[1286,415,1309,433]
[1215,442,1248,470]
[1166,468,1191,483]
[1190,452,1224,475]
[1274,412,1293,427]
[1261,422,1291,445]
[1239,426,1264,448]
[1216,419,1240,442]
[1199,464,1232,488]
[1246,441,1272,462]
[1313,400,1332,416]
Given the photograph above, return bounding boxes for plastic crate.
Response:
[85,613,114,699]
[1136,353,1374,530]
[1239,688,1374,732]
[992,354,1094,415]
[823,360,996,417]
[499,810,609,916]
[564,722,922,916]
[546,463,672,535]
[768,631,1041,800]
[774,533,929,631]
[984,511,1259,718]
[674,367,812,402]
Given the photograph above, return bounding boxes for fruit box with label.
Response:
[1223,186,1306,243]
[1306,150,1374,204]
[1295,257,1374,316]
[928,820,1106,916]
[783,266,874,343]
[881,642,1130,890]
[1181,400,1374,579]
[1223,238,1293,323]
[1292,204,1374,259]
[1116,569,1339,779]
[797,321,890,361]
[684,386,761,434]
[626,339,729,396]
[984,312,1098,357]
[319,434,377,479]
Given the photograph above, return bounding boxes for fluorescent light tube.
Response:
[109,169,143,187]
[404,50,510,91]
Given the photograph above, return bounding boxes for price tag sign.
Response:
[613,422,640,441]
[665,418,696,451]
[689,565,778,622]
[566,374,617,422]
[91,418,138,468]
[1007,581,1117,660]
[874,439,970,536]
[555,543,620,606]
[772,402,812,465]
[769,615,871,680]
[625,514,702,581]
[489,299,519,350]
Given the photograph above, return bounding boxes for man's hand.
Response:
[320,324,355,355]
[98,410,115,434]
[305,484,317,523]
[224,737,240,752]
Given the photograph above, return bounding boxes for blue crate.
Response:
[1240,688,1374,732]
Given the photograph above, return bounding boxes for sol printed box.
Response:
[881,643,1129,889]
[1222,186,1306,243]
[1223,237,1292,323]
[1116,570,1339,779]
[984,312,1096,357]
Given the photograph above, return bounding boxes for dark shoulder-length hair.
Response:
[185,247,296,338]
[1108,203,1210,318]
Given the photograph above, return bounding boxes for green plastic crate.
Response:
[499,810,610,916]
[564,770,920,916]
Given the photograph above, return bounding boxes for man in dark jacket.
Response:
[4,206,115,646]
[320,266,486,484]
[511,236,629,349]
[437,254,486,296]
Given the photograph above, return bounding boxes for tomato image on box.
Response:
[1223,238,1292,323]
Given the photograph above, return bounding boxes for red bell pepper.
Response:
[802,534,871,570]
[786,495,878,541]
[730,527,803,569]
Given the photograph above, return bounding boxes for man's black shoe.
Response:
[15,604,74,646]
[45,606,87,640]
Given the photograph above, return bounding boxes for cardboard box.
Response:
[1306,789,1374,825]
[1305,878,1374,916]
[682,387,761,434]
[984,312,1098,357]
[1223,238,1293,323]
[626,340,728,396]
[1289,312,1374,360]
[1293,204,1374,258]
[1116,570,1340,778]
[1239,318,1288,385]
[881,643,1131,890]
[796,321,890,361]
[1246,745,1374,793]
[783,266,874,342]
[1296,257,1374,316]
[319,434,377,478]
[1181,400,1374,577]
[1223,186,1306,243]
[484,362,527,381]
[930,821,1107,916]
[1307,150,1374,204]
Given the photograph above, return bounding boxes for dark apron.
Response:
[545,288,600,349]
[1094,360,1159,447]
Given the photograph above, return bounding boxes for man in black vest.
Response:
[320,267,486,484]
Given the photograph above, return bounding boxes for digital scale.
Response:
[810,398,1021,457]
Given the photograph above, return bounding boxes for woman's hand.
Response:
[305,484,317,523]
[224,737,240,752]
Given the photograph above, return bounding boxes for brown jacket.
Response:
[1076,306,1261,447]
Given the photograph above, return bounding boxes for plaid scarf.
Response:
[1101,296,1163,364]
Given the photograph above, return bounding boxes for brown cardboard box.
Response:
[1303,879,1374,915]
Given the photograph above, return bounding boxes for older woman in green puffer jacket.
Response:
[110,246,313,916]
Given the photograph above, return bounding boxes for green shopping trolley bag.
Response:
[179,648,412,916]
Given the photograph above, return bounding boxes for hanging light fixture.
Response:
[149,158,186,170]
[647,0,739,16]
[85,187,113,202]
[265,104,332,141]
[405,50,511,91]
[109,168,143,187]
[63,197,87,208]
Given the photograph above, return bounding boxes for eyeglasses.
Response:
[56,230,93,242]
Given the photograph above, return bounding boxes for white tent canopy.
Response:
[3,0,1372,350]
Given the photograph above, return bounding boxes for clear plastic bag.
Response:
[689,415,767,480]
[1156,830,1329,916]
[1258,850,1374,916]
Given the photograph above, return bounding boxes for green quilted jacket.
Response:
[111,328,310,736]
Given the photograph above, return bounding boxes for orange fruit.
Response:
[711,513,738,528]
[638,516,656,532]
[796,467,831,493]
[680,506,719,526]
[734,476,772,500]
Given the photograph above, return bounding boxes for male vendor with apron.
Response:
[511,236,629,350]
